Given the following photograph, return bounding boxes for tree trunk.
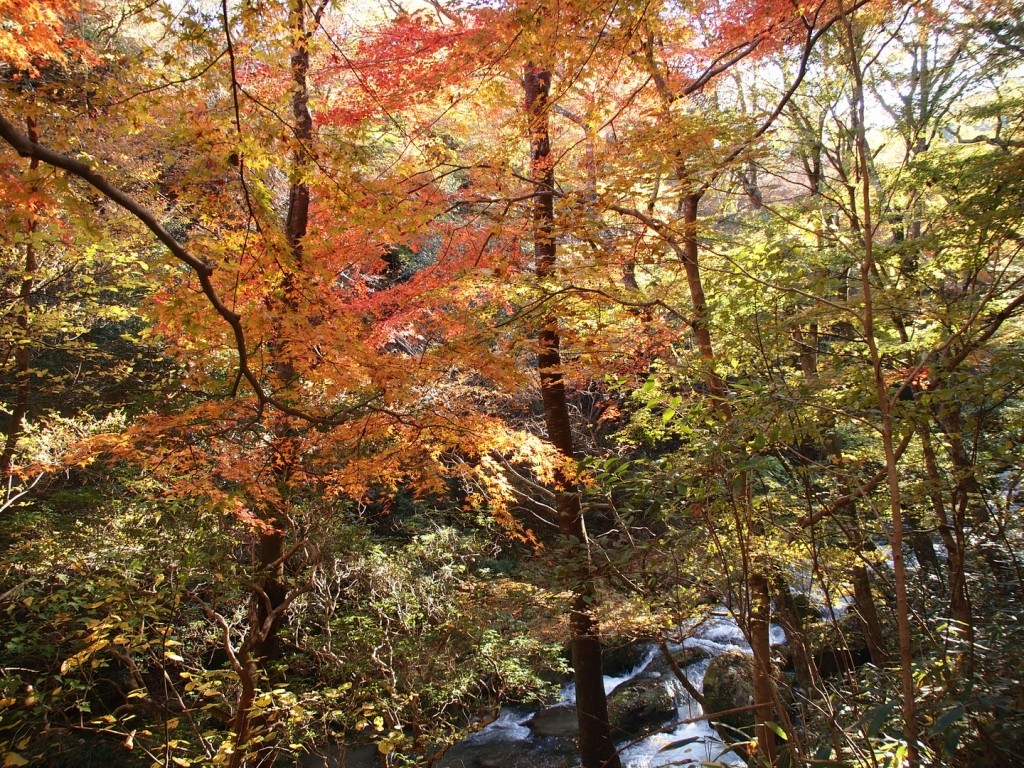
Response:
[0,117,38,487]
[749,571,779,764]
[797,324,892,672]
[845,16,919,759]
[905,508,942,581]
[227,648,258,768]
[677,174,783,762]
[249,0,313,663]
[851,565,890,666]
[253,528,287,660]
[919,425,975,672]
[525,63,621,768]
[935,404,1015,584]
[772,574,816,690]
[680,193,727,403]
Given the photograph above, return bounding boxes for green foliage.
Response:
[0,481,567,767]
[287,519,566,757]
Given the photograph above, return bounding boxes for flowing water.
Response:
[441,609,782,767]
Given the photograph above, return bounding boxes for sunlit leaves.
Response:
[0,0,90,77]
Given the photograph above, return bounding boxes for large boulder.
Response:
[530,643,719,744]
[437,737,578,768]
[607,676,677,737]
[814,639,871,678]
[527,702,578,737]
[474,741,578,768]
[604,643,714,739]
[806,614,871,678]
[669,643,715,670]
[790,591,820,622]
[700,650,754,731]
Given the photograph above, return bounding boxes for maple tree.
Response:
[0,0,558,762]
[2,0,1024,767]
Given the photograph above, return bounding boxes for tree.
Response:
[524,58,622,768]
[1,1,560,761]
[4,1,1024,767]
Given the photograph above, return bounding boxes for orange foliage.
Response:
[0,0,91,76]
[0,0,864,537]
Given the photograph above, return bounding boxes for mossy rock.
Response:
[805,612,864,649]
[298,742,379,768]
[607,676,677,737]
[475,744,578,768]
[528,702,578,737]
[25,733,149,767]
[439,738,578,768]
[701,650,754,731]
[805,613,871,677]
[670,644,713,669]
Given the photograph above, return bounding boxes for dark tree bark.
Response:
[524,62,621,768]
[919,424,975,672]
[749,571,779,764]
[0,117,38,486]
[252,0,314,662]
[772,574,816,690]
[851,565,890,666]
[253,526,287,660]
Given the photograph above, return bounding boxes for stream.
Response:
[436,610,788,768]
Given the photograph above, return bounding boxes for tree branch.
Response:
[0,112,384,427]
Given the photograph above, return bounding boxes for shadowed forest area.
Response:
[2,1,1024,766]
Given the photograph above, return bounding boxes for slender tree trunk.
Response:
[736,160,765,211]
[749,571,778,765]
[905,507,941,581]
[792,325,818,381]
[919,425,975,672]
[851,565,890,666]
[845,14,919,761]
[680,188,782,763]
[935,400,1018,588]
[0,117,38,487]
[642,41,785,763]
[285,0,311,260]
[675,166,790,763]
[680,193,727,403]
[828,443,891,670]
[772,574,816,690]
[525,63,621,768]
[251,0,314,661]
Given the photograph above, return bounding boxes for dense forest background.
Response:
[2,0,1023,766]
